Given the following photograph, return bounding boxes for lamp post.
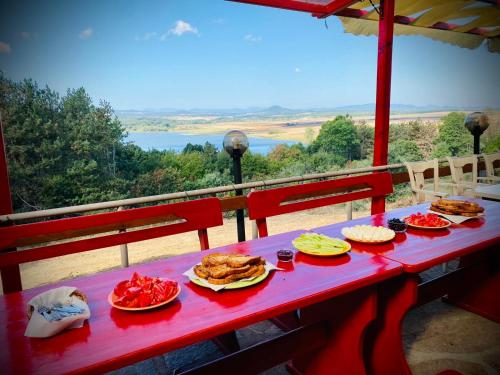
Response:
[223,130,249,242]
[464,112,489,155]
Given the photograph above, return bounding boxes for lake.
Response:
[125,132,297,155]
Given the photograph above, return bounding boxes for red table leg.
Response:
[365,275,419,375]
[288,287,377,375]
[445,249,500,323]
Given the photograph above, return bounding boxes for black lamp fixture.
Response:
[464,112,489,155]
[223,130,249,242]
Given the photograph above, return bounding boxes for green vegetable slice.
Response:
[292,233,350,255]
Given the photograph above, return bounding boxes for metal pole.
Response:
[233,151,246,242]
[0,119,22,293]
[473,130,481,155]
[371,0,395,215]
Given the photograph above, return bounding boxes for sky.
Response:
[0,0,499,110]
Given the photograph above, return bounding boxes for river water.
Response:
[125,132,297,155]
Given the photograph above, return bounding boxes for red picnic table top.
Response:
[0,229,401,375]
[312,197,500,273]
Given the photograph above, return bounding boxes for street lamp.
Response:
[464,112,489,155]
[223,130,249,242]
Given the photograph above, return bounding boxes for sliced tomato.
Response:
[124,286,142,299]
[113,280,130,297]
[138,292,153,307]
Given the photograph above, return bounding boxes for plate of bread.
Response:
[430,199,484,217]
[187,253,271,290]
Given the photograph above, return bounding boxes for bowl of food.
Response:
[276,249,294,262]
[388,218,408,233]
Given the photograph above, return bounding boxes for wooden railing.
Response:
[1,158,493,223]
[0,157,497,293]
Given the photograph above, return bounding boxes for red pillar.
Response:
[0,120,22,293]
[371,0,395,215]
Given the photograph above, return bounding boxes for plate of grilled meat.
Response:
[187,253,271,290]
[430,199,484,217]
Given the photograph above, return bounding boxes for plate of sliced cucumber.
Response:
[292,232,351,257]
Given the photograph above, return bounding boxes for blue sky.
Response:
[0,0,499,110]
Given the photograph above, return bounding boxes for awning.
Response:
[231,0,500,52]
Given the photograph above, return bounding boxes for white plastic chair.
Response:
[405,159,449,204]
[481,152,500,184]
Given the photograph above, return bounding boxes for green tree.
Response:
[132,168,183,196]
[310,115,360,164]
[483,134,500,153]
[356,123,374,159]
[0,73,127,210]
[433,112,472,156]
[389,140,424,164]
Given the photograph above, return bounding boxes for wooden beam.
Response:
[227,0,327,14]
[371,0,395,215]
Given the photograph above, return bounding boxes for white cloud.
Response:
[244,34,262,43]
[161,20,198,40]
[294,67,301,73]
[79,27,93,40]
[135,32,157,41]
[0,42,11,54]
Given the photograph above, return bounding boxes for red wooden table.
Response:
[312,197,500,375]
[0,229,402,375]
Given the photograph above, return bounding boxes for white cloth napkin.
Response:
[25,286,91,338]
[183,261,281,291]
[427,210,484,224]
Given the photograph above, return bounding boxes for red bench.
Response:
[0,197,223,289]
[247,172,394,237]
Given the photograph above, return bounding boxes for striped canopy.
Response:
[231,0,500,52]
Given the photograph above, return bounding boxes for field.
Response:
[118,110,451,143]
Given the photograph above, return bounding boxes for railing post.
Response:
[345,201,353,221]
[117,206,129,267]
[250,188,258,239]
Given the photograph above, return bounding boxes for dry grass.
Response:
[173,112,449,143]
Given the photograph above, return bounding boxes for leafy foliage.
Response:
[0,74,479,212]
[433,112,472,156]
[389,140,424,164]
[309,115,360,165]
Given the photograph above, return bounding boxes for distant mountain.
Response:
[116,103,484,118]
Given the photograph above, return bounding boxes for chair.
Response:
[404,159,449,204]
[447,155,482,197]
[481,152,500,183]
[0,197,223,270]
[247,172,394,238]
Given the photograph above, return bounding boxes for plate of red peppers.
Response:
[108,272,180,311]
[404,213,451,230]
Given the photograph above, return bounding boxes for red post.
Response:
[0,120,22,293]
[371,0,395,215]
